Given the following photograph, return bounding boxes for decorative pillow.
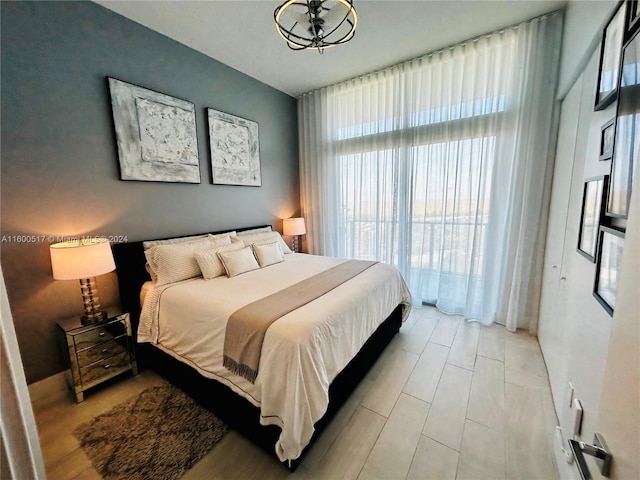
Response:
[252,241,284,268]
[143,231,236,251]
[231,231,292,254]
[143,233,209,251]
[237,226,272,236]
[209,231,237,240]
[217,246,260,277]
[195,241,246,280]
[145,236,231,286]
[145,262,157,281]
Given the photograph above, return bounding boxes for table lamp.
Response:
[283,217,306,253]
[50,238,116,324]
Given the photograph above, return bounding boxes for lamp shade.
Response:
[50,238,115,280]
[283,217,306,236]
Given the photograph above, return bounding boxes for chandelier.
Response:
[274,0,358,53]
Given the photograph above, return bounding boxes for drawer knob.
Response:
[99,332,105,336]
[101,348,108,354]
[104,364,111,369]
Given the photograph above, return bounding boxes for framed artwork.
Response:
[599,118,616,161]
[595,1,627,111]
[207,109,261,186]
[607,29,640,218]
[108,78,200,183]
[577,175,609,262]
[593,226,625,316]
[627,0,640,38]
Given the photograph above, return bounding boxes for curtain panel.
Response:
[299,12,562,332]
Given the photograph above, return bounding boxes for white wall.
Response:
[558,0,617,100]
[539,1,640,479]
[539,48,613,480]
[596,163,640,480]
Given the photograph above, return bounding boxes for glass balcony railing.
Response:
[340,217,488,275]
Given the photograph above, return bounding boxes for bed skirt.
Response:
[137,303,403,471]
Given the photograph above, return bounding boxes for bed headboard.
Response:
[112,225,273,337]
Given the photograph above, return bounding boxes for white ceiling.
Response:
[96,0,566,97]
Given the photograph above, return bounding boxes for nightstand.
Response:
[57,312,138,403]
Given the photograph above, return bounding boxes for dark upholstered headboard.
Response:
[112,225,273,337]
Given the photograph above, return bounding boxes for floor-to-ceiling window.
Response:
[299,11,562,330]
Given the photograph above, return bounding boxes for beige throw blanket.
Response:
[223,259,377,382]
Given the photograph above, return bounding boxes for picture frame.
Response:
[108,77,200,183]
[593,226,625,316]
[595,1,627,111]
[599,118,616,161]
[577,175,609,262]
[626,0,640,38]
[207,109,261,187]
[606,28,639,218]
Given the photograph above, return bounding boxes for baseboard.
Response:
[28,371,68,403]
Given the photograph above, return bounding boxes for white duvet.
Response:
[138,253,411,462]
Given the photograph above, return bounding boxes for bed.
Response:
[113,225,411,470]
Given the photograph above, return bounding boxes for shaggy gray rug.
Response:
[74,382,228,480]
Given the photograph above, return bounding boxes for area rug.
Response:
[74,381,228,480]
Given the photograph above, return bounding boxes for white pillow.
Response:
[252,241,284,268]
[217,246,260,277]
[146,235,231,273]
[237,226,272,236]
[143,233,209,250]
[145,236,231,285]
[142,231,236,251]
[145,262,158,281]
[209,231,237,240]
[231,231,292,254]
[195,241,246,279]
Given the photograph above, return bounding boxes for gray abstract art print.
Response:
[207,109,261,186]
[108,78,200,183]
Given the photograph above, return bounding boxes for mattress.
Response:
[138,253,411,461]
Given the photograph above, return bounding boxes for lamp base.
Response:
[79,277,107,325]
[80,311,107,325]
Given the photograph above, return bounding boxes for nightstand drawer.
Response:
[76,338,128,368]
[80,350,132,386]
[74,322,127,349]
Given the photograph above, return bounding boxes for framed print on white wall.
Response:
[626,0,640,38]
[595,1,627,111]
[599,118,616,161]
[577,175,609,262]
[607,28,640,218]
[593,226,625,316]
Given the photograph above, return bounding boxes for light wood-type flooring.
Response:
[33,306,560,479]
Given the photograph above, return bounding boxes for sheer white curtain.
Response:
[299,12,562,332]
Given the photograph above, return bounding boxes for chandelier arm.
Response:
[315,1,357,46]
[319,17,354,45]
[282,29,317,50]
[280,25,322,45]
[306,1,315,27]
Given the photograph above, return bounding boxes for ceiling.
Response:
[96,0,566,97]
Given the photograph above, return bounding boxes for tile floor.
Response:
[33,306,560,479]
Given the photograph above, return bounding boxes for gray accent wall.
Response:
[1,1,300,384]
